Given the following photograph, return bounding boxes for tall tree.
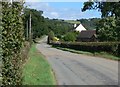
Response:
[82,1,120,18]
[82,1,120,41]
[23,8,73,40]
[96,17,118,41]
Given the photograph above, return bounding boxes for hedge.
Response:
[1,1,29,86]
[52,42,120,56]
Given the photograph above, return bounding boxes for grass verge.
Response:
[22,44,56,85]
[55,47,120,61]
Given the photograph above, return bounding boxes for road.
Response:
[36,37,118,85]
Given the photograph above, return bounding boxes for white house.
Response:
[74,24,86,32]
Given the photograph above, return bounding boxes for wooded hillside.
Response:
[24,8,73,40]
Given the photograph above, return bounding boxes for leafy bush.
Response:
[63,32,77,42]
[47,31,55,44]
[2,2,26,85]
[96,17,118,41]
[48,31,55,40]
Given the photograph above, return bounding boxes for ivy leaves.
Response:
[2,1,24,85]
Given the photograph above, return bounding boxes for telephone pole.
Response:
[29,13,32,43]
[26,20,28,40]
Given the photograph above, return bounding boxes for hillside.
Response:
[64,20,80,24]
[64,18,100,30]
[24,8,73,39]
[79,18,100,30]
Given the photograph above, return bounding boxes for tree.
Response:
[82,1,120,41]
[79,18,100,30]
[63,32,77,42]
[23,8,73,40]
[82,1,120,18]
[48,31,55,40]
[96,17,118,41]
[23,8,44,39]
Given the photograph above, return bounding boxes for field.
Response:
[22,44,56,85]
[64,20,80,24]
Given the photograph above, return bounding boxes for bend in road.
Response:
[36,37,118,85]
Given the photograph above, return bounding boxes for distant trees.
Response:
[82,2,120,41]
[45,19,73,36]
[23,8,73,41]
[23,8,44,39]
[77,18,100,30]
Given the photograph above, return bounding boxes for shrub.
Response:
[2,1,25,85]
[52,42,120,56]
[63,32,77,42]
[48,31,55,40]
[47,31,55,44]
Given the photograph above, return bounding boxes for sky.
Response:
[25,1,101,20]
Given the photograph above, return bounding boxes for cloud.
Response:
[25,0,89,2]
[25,2,101,20]
[25,2,51,11]
[50,12,59,18]
[26,0,40,2]
[43,11,59,19]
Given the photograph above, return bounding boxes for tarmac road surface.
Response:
[36,36,118,85]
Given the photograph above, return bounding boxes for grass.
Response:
[94,52,120,60]
[55,47,120,61]
[64,20,80,24]
[22,44,56,85]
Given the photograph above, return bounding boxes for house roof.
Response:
[75,24,86,32]
[78,30,96,38]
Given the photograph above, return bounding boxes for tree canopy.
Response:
[82,1,120,41]
[23,8,73,40]
[82,1,120,18]
[77,18,100,30]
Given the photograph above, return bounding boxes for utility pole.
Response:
[26,20,28,40]
[29,13,32,43]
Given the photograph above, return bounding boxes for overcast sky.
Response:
[25,1,101,20]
